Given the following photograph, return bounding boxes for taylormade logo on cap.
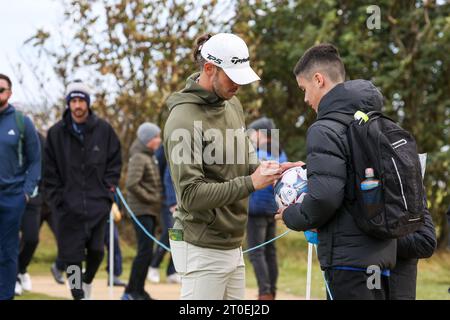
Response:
[200,33,261,85]
[231,57,250,64]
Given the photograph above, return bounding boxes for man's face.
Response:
[248,130,268,149]
[212,68,240,100]
[69,97,89,122]
[0,79,12,108]
[296,74,324,112]
[147,133,162,151]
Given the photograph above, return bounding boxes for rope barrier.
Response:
[116,187,333,300]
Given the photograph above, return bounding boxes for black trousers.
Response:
[61,214,107,300]
[18,203,64,274]
[125,215,155,295]
[324,269,390,300]
[247,215,278,296]
[67,249,105,300]
[150,205,176,276]
[18,205,41,274]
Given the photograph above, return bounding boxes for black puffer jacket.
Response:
[44,108,122,227]
[283,79,397,270]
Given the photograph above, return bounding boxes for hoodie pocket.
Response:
[207,210,218,227]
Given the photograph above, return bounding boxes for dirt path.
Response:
[28,276,304,300]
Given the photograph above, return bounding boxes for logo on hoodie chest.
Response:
[2,127,19,147]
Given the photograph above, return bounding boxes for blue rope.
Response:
[243,230,291,253]
[116,187,333,299]
[115,187,291,254]
[116,188,172,252]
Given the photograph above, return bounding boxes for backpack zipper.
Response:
[391,139,407,149]
[391,157,408,211]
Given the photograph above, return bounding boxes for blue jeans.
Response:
[150,205,176,276]
[0,192,27,300]
[247,215,278,296]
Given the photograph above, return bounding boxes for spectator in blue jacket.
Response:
[246,117,287,300]
[0,74,41,300]
[148,145,180,284]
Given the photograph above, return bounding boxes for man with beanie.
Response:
[0,74,41,300]
[44,80,122,300]
[122,122,162,300]
[147,144,180,285]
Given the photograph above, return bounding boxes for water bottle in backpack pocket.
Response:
[360,168,383,222]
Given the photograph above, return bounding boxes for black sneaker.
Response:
[121,292,151,300]
[51,263,65,285]
[138,291,155,300]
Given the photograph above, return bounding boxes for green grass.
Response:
[15,292,68,300]
[25,223,450,300]
[416,252,450,300]
[244,226,328,299]
[245,225,450,300]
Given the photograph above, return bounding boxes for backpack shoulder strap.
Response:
[15,110,25,167]
[319,112,354,127]
[15,110,25,134]
[321,110,386,127]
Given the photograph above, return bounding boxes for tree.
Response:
[25,0,230,172]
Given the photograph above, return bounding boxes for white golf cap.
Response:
[200,33,261,85]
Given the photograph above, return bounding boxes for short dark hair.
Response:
[293,44,345,83]
[0,73,12,89]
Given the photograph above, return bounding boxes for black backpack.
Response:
[323,110,425,239]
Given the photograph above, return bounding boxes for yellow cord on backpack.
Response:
[354,111,369,123]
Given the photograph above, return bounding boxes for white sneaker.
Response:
[147,267,160,283]
[18,273,32,291]
[166,273,181,284]
[15,280,23,296]
[82,282,92,300]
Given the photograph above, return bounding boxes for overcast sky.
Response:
[0,0,63,104]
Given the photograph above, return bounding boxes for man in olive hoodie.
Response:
[164,33,283,300]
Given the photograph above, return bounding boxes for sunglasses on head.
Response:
[0,87,10,94]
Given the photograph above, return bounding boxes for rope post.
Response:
[306,242,313,300]
[109,208,114,300]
